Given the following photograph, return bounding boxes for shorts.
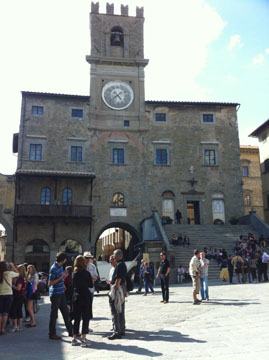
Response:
[0,295,13,316]
[191,275,200,294]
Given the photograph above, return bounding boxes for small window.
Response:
[244,194,251,206]
[155,113,166,122]
[204,150,216,165]
[261,133,267,142]
[113,192,124,207]
[113,148,124,164]
[124,120,129,127]
[71,109,83,118]
[31,106,44,115]
[41,187,51,205]
[242,167,249,177]
[156,149,168,165]
[63,188,72,205]
[71,146,82,162]
[202,114,214,123]
[30,144,42,161]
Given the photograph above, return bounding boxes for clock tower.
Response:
[86,2,149,130]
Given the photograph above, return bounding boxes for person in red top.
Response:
[10,264,27,332]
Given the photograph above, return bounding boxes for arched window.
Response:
[110,26,124,46]
[113,192,124,207]
[25,239,50,254]
[63,188,72,205]
[41,187,51,205]
[162,191,175,222]
[59,239,82,254]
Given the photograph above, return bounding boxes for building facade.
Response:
[250,119,269,224]
[12,3,244,268]
[240,146,264,219]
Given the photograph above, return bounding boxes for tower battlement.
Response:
[91,2,143,17]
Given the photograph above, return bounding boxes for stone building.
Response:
[240,146,264,219]
[12,3,244,269]
[250,119,269,224]
[0,174,15,261]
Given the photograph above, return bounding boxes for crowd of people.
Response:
[171,233,190,247]
[0,261,43,335]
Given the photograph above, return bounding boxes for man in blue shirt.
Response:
[48,252,72,340]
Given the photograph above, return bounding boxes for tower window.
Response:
[111,27,124,46]
[242,167,249,177]
[30,144,42,161]
[124,120,129,127]
[113,148,124,164]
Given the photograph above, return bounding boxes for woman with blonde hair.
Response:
[0,261,19,335]
[71,255,93,347]
[26,264,38,327]
[10,264,27,332]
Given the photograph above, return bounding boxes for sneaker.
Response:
[10,328,18,333]
[71,339,79,346]
[81,339,91,347]
[25,317,30,322]
[193,300,201,305]
[17,328,23,332]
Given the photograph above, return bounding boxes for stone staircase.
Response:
[164,224,260,280]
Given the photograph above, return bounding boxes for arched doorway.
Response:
[162,191,175,223]
[94,222,141,262]
[212,192,225,224]
[59,239,83,266]
[25,239,50,273]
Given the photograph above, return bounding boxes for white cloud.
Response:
[226,74,236,82]
[265,48,269,54]
[252,54,264,65]
[227,34,242,51]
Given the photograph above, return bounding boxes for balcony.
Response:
[15,204,92,220]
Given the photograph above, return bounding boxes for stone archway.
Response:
[94,222,141,262]
[59,239,83,266]
[25,239,50,273]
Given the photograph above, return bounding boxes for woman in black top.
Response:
[72,255,93,347]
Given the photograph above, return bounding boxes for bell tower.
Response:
[86,2,149,130]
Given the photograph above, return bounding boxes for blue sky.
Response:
[0,0,268,175]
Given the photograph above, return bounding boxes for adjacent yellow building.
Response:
[240,146,264,219]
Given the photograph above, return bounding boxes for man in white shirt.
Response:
[200,252,209,300]
[189,249,201,305]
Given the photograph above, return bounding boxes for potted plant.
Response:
[229,216,239,225]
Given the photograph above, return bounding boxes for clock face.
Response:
[102,81,134,110]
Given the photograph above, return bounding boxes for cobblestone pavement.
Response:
[1,281,269,360]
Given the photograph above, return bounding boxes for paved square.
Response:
[1,281,269,359]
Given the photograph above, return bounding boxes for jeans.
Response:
[228,269,233,283]
[200,276,209,299]
[144,279,154,294]
[49,293,72,336]
[160,275,169,301]
[109,290,125,335]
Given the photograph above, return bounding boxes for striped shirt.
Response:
[49,262,64,296]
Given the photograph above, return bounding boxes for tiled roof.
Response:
[249,119,269,137]
[16,169,95,179]
[21,91,89,101]
[145,100,239,106]
[21,91,239,106]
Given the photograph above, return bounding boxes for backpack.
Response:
[236,259,242,269]
[126,272,133,292]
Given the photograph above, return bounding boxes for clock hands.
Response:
[111,90,123,102]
